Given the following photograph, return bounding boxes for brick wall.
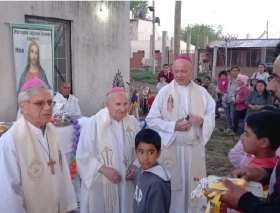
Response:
[130,51,196,71]
[130,52,163,69]
[130,52,145,68]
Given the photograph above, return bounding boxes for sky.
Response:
[146,0,280,40]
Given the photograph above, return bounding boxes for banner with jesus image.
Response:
[11,23,55,95]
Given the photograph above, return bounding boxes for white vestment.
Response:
[146,83,215,213]
[0,122,77,213]
[76,115,140,213]
[53,93,82,117]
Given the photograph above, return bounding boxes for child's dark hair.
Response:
[135,128,161,152]
[204,76,211,81]
[254,80,268,99]
[250,78,257,86]
[246,111,280,150]
[195,78,201,84]
[163,64,169,68]
[160,74,167,79]
[218,70,227,78]
[231,66,240,72]
[260,104,279,113]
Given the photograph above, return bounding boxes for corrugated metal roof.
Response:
[208,39,280,48]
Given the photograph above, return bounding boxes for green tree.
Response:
[181,24,223,49]
[130,1,148,18]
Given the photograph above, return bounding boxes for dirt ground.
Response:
[130,80,237,177]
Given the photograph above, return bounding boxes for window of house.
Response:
[25,15,72,92]
[245,48,261,67]
[230,49,247,67]
[251,49,261,67]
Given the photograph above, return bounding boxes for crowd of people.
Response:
[194,63,276,136]
[0,48,280,213]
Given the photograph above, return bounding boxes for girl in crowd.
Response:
[215,70,228,118]
[249,78,257,91]
[231,74,250,135]
[251,63,270,84]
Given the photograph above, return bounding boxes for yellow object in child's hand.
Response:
[211,178,247,190]
[205,178,247,213]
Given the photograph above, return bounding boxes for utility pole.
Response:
[161,31,167,67]
[152,1,156,74]
[186,34,191,55]
[267,20,268,39]
[174,1,181,58]
[224,35,231,71]
[225,40,228,70]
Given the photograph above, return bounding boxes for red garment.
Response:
[235,157,278,213]
[247,158,278,168]
[235,86,250,111]
[148,96,155,106]
[157,71,174,83]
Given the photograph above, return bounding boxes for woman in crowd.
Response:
[251,63,270,84]
[223,66,240,132]
[242,80,275,132]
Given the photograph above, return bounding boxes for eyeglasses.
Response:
[27,100,55,108]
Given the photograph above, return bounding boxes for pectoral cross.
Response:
[48,158,56,175]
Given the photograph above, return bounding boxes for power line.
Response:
[269,31,280,37]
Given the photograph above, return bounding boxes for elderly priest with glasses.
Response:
[0,78,77,213]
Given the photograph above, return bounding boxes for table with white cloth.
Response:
[55,116,90,204]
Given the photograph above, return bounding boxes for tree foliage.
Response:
[130,1,148,18]
[181,24,223,49]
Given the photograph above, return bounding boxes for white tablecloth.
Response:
[56,117,89,156]
[55,116,90,203]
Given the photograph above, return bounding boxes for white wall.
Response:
[130,20,138,40]
[0,1,130,121]
[131,40,195,59]
[130,19,159,41]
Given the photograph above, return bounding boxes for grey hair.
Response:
[18,85,50,103]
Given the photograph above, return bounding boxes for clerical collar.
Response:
[60,92,69,100]
[27,121,46,138]
[175,80,191,88]
[110,117,123,124]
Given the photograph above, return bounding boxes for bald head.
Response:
[106,91,128,121]
[267,56,280,103]
[107,91,128,103]
[173,59,193,85]
[60,82,71,97]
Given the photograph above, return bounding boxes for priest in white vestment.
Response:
[53,82,82,117]
[0,78,77,213]
[146,55,215,213]
[76,87,140,213]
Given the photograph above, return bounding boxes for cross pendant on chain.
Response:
[47,158,56,175]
